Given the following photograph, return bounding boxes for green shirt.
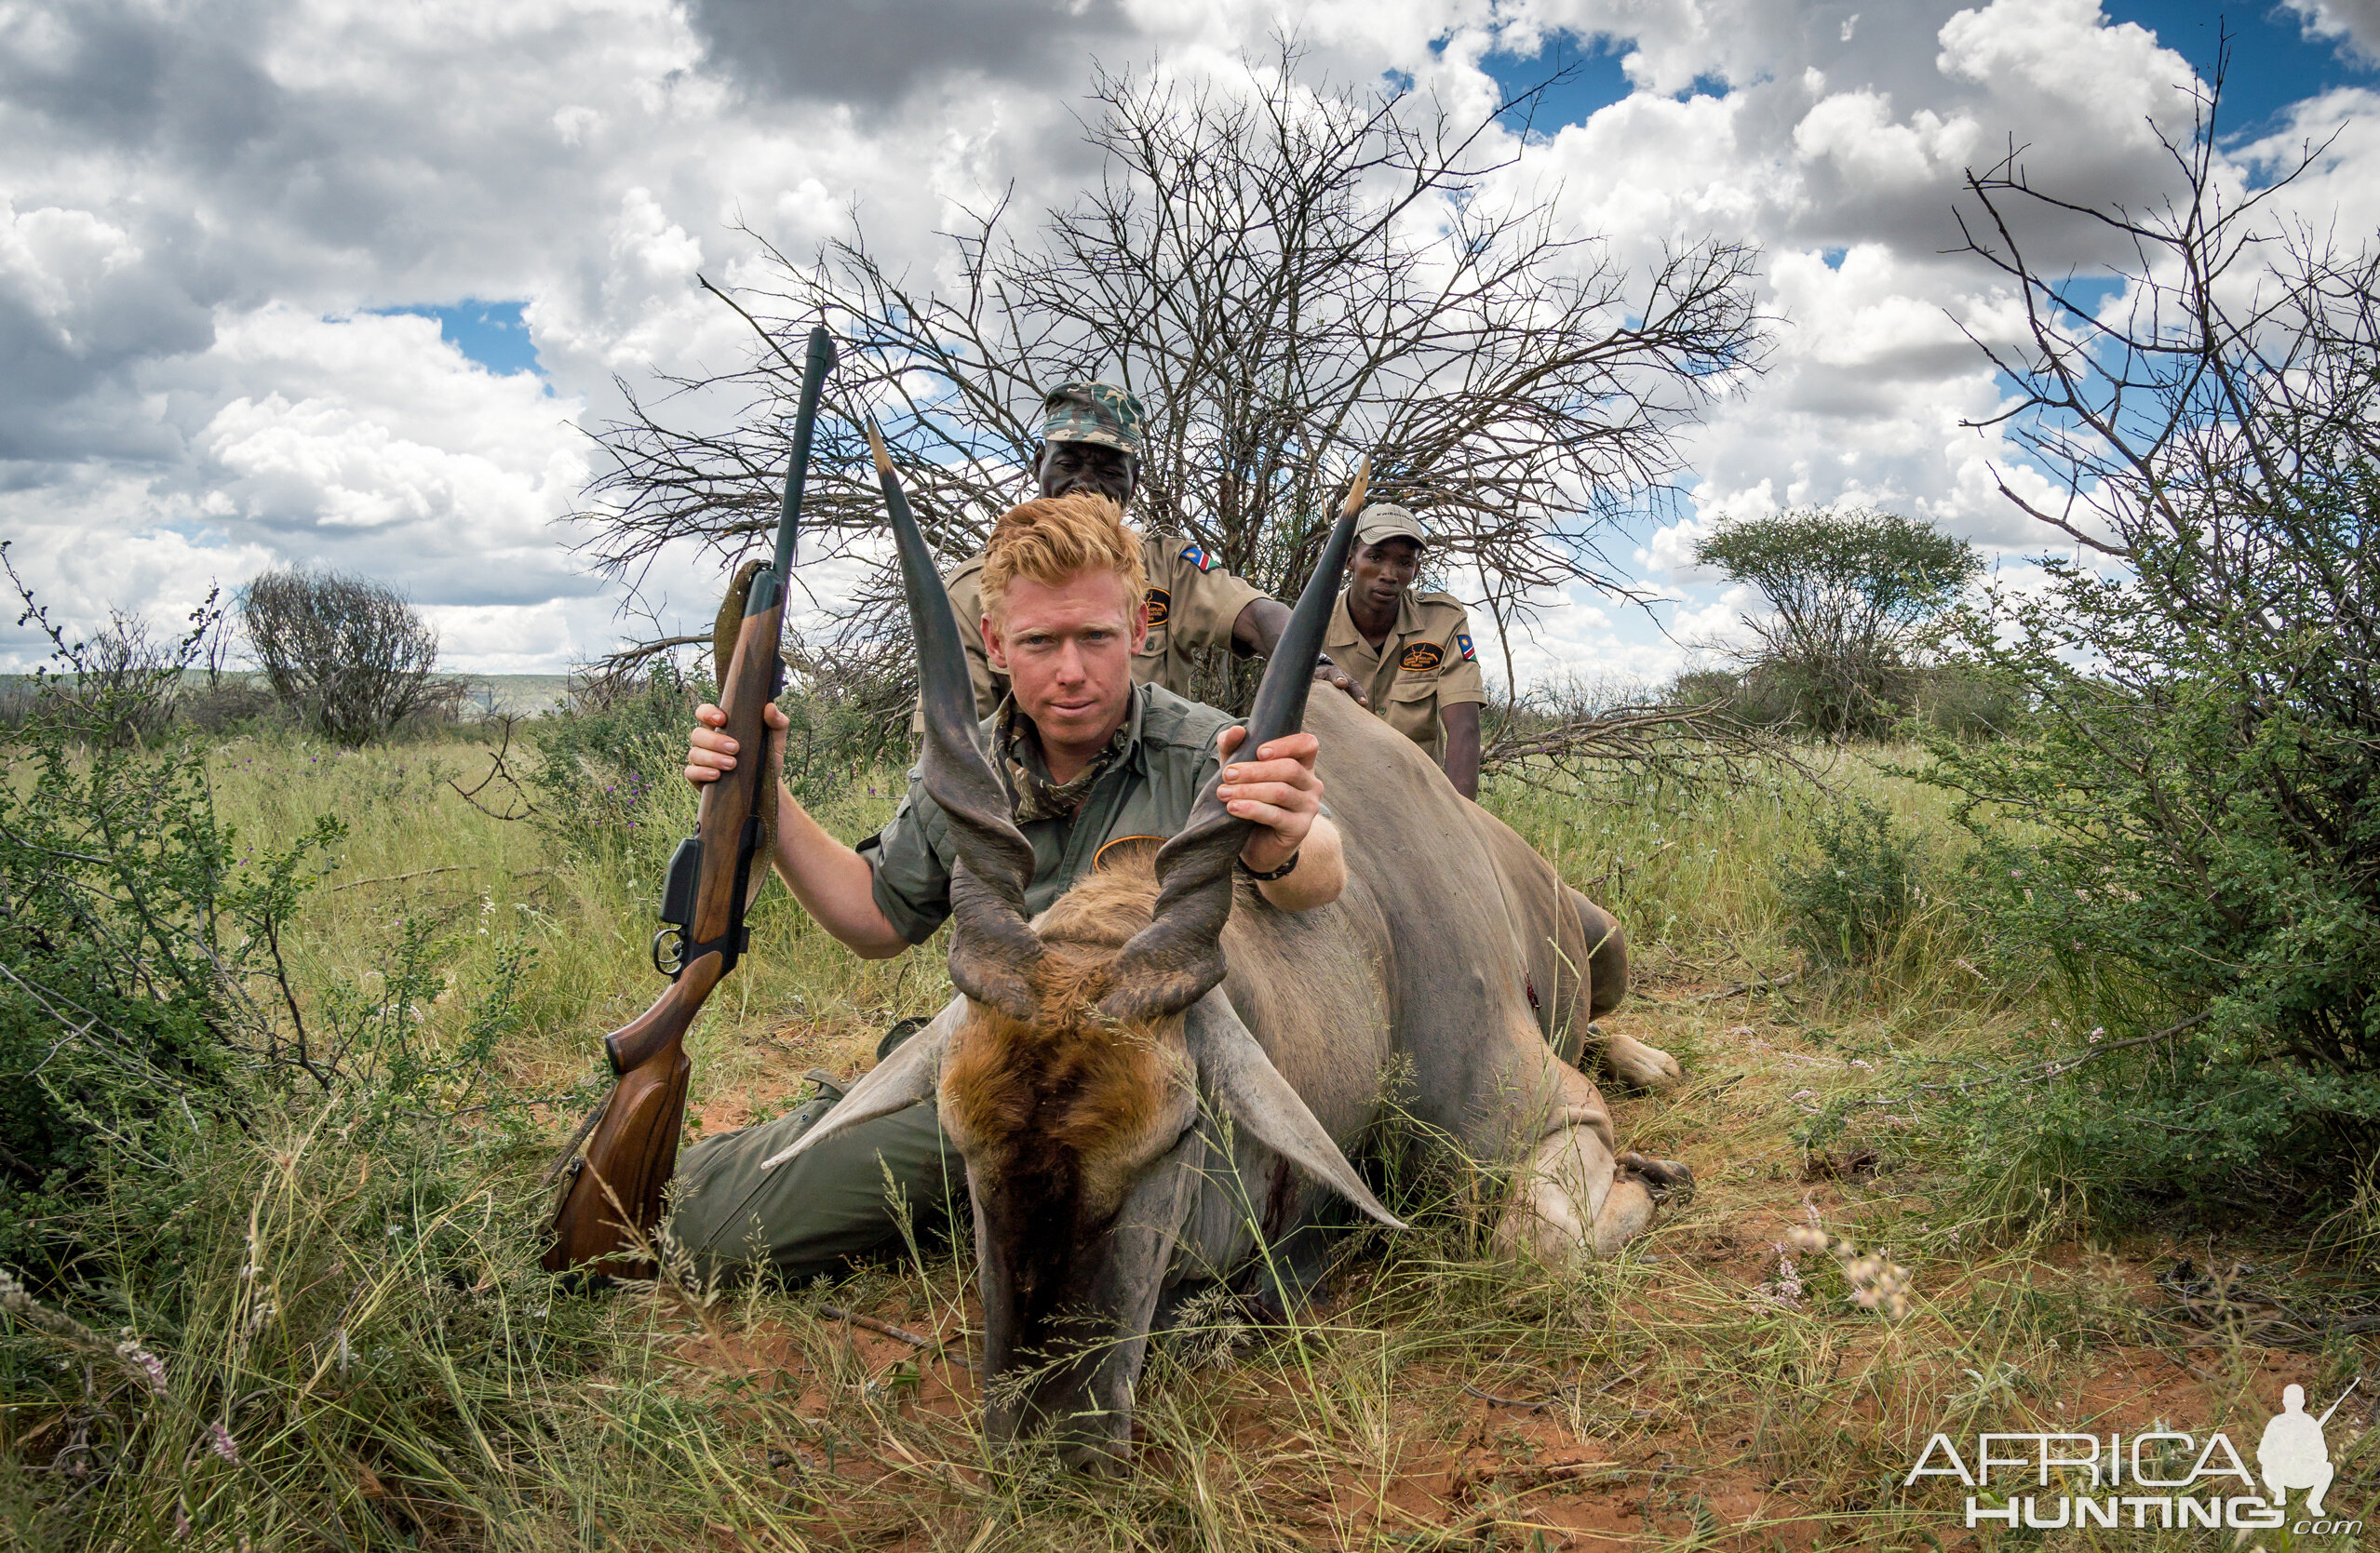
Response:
[860,683,1237,945]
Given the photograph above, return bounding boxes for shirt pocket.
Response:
[1384,673,1440,741]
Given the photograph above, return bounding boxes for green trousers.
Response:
[664,1092,963,1288]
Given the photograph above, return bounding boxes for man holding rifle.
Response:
[665,489,1347,1284]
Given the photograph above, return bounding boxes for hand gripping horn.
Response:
[868,421,1045,1021]
[1096,460,1370,1025]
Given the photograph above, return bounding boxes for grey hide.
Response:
[764,690,1666,1458]
[1181,988,1404,1232]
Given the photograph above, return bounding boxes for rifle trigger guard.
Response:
[652,926,686,979]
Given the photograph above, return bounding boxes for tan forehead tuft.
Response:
[980,492,1149,625]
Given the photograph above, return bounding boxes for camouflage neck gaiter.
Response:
[995,700,1130,824]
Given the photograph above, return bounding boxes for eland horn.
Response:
[1097,459,1370,1025]
[870,421,1044,1020]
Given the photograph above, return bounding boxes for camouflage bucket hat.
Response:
[1040,381,1145,458]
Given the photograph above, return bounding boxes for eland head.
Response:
[764,426,1397,1468]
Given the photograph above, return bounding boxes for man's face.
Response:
[1035,440,1136,505]
[1348,538,1422,615]
[983,568,1148,749]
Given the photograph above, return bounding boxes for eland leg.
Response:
[1562,891,1682,1092]
[1569,891,1629,1021]
[1600,1031,1682,1091]
[1489,1064,1692,1264]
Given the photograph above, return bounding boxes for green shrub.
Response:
[1667,668,1740,708]
[0,922,598,1551]
[1905,664,2026,742]
[1913,95,2380,1225]
[528,656,912,871]
[526,664,706,868]
[1774,798,1927,972]
[1925,559,2380,1213]
[0,696,342,1277]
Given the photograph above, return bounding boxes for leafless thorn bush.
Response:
[2,542,232,744]
[1484,674,1815,797]
[575,44,1767,685]
[447,713,540,822]
[238,569,443,747]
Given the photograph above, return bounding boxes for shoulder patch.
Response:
[1456,632,1475,662]
[1400,641,1445,673]
[1142,586,1172,626]
[1179,542,1215,573]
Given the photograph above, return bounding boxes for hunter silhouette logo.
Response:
[1905,1380,2361,1535]
[2259,1382,2348,1518]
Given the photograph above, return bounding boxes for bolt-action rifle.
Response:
[544,324,837,1279]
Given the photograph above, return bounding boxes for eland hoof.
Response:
[1617,1152,1695,1206]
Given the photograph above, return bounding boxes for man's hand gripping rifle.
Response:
[544,325,837,1279]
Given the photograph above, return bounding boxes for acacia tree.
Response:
[1915,61,2380,1209]
[580,47,1765,703]
[1696,506,1980,737]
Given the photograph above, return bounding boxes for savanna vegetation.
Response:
[8,59,2380,1553]
[4,653,2373,1548]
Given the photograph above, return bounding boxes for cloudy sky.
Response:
[5,0,2376,686]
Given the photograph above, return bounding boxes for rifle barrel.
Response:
[772,326,837,583]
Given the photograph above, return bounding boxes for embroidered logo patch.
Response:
[1142,586,1172,626]
[1180,542,1215,572]
[1456,632,1476,662]
[1400,642,1445,672]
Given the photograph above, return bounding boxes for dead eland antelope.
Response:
[768,431,1690,1468]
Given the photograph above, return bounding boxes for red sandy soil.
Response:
[638,971,2364,1551]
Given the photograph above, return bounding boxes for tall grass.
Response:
[6,726,2369,1547]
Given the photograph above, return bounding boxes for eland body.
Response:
[772,443,1688,1467]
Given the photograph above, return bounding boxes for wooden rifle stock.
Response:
[545,323,833,1279]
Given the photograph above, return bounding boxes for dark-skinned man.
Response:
[1324,503,1486,798]
[934,382,1368,714]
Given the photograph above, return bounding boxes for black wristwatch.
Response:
[1239,850,1300,882]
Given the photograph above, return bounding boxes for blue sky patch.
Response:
[2100,0,2374,138]
[1482,33,1635,136]
[1477,3,2373,145]
[376,300,544,379]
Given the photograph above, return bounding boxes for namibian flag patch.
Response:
[1180,543,1215,572]
[1457,632,1476,661]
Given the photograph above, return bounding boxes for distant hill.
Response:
[452,676,571,716]
[1,672,574,716]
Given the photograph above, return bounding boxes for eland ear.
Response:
[760,996,964,1171]
[1182,989,1406,1231]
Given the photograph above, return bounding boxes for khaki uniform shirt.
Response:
[938,529,1269,718]
[861,684,1236,944]
[1325,588,1488,764]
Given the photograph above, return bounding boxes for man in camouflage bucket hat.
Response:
[931,381,1368,716]
[1038,381,1144,455]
